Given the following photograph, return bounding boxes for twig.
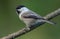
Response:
[1,8,60,39]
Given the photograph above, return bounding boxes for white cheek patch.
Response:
[18,9,21,11]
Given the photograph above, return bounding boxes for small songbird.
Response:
[16,5,55,30]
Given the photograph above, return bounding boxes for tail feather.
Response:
[39,20,56,25]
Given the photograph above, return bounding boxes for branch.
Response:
[1,8,60,39]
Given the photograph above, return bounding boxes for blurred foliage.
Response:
[0,0,60,39]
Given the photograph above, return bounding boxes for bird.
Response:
[16,5,56,30]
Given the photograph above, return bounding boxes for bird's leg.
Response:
[25,25,30,31]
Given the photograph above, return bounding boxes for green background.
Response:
[0,0,60,39]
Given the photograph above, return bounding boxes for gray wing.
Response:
[23,14,39,19]
[23,10,44,19]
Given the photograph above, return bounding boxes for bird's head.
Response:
[16,5,29,14]
[16,5,25,14]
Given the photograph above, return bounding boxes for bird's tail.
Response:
[39,20,56,25]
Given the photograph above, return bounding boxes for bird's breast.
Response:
[19,14,36,24]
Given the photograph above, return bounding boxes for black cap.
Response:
[16,5,25,9]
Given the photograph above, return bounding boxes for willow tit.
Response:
[16,5,55,30]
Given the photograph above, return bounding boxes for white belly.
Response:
[19,11,36,26]
[19,15,36,25]
[21,18,36,25]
